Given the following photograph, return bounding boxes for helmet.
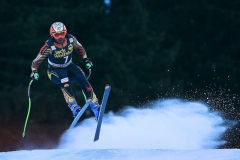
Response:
[50,22,67,43]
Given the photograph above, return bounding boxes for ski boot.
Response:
[90,101,101,121]
[68,100,81,117]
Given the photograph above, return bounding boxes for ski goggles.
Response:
[52,31,66,39]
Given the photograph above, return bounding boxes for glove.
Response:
[30,70,39,80]
[82,58,93,69]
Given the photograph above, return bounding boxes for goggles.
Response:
[52,31,66,39]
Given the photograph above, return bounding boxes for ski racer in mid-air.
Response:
[30,22,100,120]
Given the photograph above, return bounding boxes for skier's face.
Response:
[54,37,65,44]
[52,31,66,44]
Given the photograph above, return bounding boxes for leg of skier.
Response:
[61,83,81,117]
[47,68,81,117]
[68,63,101,120]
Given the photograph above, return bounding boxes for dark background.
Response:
[1,0,240,151]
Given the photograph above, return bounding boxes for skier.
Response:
[30,22,100,120]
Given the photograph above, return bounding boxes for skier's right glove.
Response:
[30,70,39,80]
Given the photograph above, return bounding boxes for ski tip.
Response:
[105,84,111,89]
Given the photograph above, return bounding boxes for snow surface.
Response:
[1,99,239,160]
[1,149,240,160]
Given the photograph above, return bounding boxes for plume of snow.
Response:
[58,99,227,150]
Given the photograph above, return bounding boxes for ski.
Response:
[94,84,111,141]
[69,99,91,129]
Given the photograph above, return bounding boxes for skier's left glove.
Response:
[82,58,93,69]
[30,70,39,80]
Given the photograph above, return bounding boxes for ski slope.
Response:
[1,99,239,159]
[1,149,240,160]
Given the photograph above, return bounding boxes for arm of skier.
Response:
[71,34,87,59]
[30,43,51,80]
[71,35,93,69]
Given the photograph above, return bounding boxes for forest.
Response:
[0,0,240,150]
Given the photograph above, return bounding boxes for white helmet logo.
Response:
[52,22,64,33]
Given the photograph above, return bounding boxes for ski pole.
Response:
[86,69,91,80]
[22,80,33,137]
[82,69,91,101]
